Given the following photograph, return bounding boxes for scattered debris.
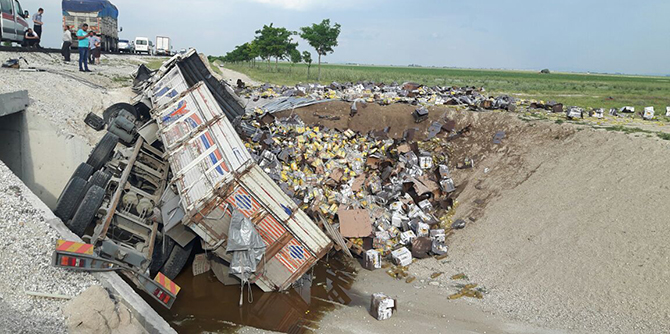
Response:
[643,107,655,120]
[492,131,505,144]
[192,254,211,276]
[370,293,397,320]
[448,283,483,300]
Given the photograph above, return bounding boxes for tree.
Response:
[289,48,302,71]
[254,23,296,71]
[302,51,312,78]
[222,42,256,64]
[300,19,341,81]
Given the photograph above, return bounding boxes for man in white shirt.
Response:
[24,28,39,48]
[62,25,72,62]
[32,8,43,48]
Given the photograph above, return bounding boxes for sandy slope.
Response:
[445,127,670,333]
[300,102,670,333]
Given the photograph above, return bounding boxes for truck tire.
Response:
[72,162,95,181]
[159,240,193,280]
[86,170,112,194]
[149,235,176,277]
[103,103,138,126]
[54,176,87,222]
[86,132,119,171]
[68,185,105,237]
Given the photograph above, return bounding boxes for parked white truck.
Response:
[156,36,170,56]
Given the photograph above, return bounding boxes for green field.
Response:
[223,62,670,111]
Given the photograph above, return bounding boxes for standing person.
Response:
[88,32,100,64]
[93,34,102,65]
[32,8,43,48]
[61,25,72,62]
[76,24,91,72]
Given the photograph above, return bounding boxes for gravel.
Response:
[0,51,154,144]
[0,160,99,334]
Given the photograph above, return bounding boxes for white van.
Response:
[0,0,30,44]
[134,36,150,54]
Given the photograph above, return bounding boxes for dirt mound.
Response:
[276,101,451,140]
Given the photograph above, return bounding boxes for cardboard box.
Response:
[370,293,396,320]
[399,230,416,246]
[364,249,382,270]
[391,247,413,266]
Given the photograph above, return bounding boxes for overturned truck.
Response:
[53,50,332,306]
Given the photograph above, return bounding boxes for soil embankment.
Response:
[277,96,670,333]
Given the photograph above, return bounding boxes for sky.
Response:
[26,0,670,75]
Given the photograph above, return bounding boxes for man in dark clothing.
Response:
[32,8,43,48]
[62,24,72,61]
[24,28,40,48]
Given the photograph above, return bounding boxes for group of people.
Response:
[22,7,102,72]
[24,8,43,48]
[62,23,102,71]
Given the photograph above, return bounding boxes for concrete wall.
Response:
[0,110,91,209]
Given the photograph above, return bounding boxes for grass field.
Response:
[223,62,670,111]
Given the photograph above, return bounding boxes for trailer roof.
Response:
[62,0,118,19]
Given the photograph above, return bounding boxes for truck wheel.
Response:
[54,176,87,222]
[86,169,112,194]
[72,162,95,181]
[103,103,138,125]
[159,240,193,280]
[68,185,105,237]
[149,235,176,277]
[86,132,119,171]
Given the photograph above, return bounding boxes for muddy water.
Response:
[140,254,358,333]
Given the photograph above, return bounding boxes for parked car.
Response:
[0,0,30,45]
[117,39,133,53]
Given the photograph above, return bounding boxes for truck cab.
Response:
[0,0,30,44]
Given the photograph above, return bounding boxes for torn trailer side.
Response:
[152,82,333,292]
[137,49,246,121]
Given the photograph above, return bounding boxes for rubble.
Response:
[235,109,469,271]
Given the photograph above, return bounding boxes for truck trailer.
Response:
[62,0,119,52]
[53,50,333,306]
[156,36,170,56]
